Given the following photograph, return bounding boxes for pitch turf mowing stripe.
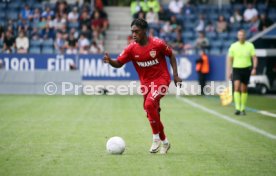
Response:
[177,96,276,140]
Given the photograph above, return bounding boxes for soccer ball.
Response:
[106,136,126,154]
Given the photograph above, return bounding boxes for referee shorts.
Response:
[232,67,252,84]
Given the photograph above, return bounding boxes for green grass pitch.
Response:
[0,95,275,176]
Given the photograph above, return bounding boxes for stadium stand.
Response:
[0,0,275,55]
[0,0,108,54]
[130,0,275,55]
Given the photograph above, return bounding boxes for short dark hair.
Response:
[131,18,148,30]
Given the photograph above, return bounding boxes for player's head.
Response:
[237,30,246,43]
[131,18,148,43]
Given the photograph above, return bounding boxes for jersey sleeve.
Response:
[117,44,132,64]
[159,39,173,57]
[228,45,234,57]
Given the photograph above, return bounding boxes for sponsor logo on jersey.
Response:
[136,59,159,67]
[150,50,156,58]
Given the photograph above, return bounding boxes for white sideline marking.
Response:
[177,96,276,140]
[258,111,276,118]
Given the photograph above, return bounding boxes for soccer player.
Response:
[103,19,182,154]
[228,30,258,115]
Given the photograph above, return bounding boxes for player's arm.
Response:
[227,56,233,80]
[251,55,258,75]
[227,44,234,80]
[103,52,123,68]
[168,53,182,87]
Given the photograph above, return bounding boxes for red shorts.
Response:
[141,79,170,110]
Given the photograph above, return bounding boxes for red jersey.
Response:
[117,37,173,85]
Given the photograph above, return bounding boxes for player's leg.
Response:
[145,93,162,153]
[240,68,251,115]
[240,83,248,115]
[234,80,242,115]
[144,83,169,153]
[157,102,166,141]
[233,68,242,115]
[142,85,161,153]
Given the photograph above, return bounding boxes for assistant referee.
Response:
[228,30,258,115]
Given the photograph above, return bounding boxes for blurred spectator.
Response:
[19,4,33,21]
[205,21,216,33]
[60,24,68,40]
[40,24,55,39]
[250,16,259,33]
[230,10,242,24]
[80,10,91,29]
[95,0,104,11]
[37,17,47,30]
[53,14,66,30]
[205,21,215,32]
[130,0,149,18]
[161,21,172,34]
[90,41,104,54]
[66,32,78,54]
[158,6,170,23]
[46,16,55,28]
[147,0,160,13]
[7,20,16,33]
[92,7,108,20]
[183,0,195,15]
[54,32,66,53]
[78,33,90,54]
[160,21,172,40]
[170,15,182,32]
[42,6,55,18]
[33,8,41,24]
[80,25,92,40]
[258,14,273,31]
[137,10,146,19]
[2,31,15,53]
[146,8,159,24]
[169,0,184,14]
[195,32,209,50]
[216,15,228,33]
[91,10,107,35]
[15,30,29,53]
[243,3,258,22]
[93,30,104,47]
[195,14,205,32]
[17,19,30,33]
[31,27,40,40]
[70,28,79,39]
[68,7,79,23]
[170,31,184,54]
[55,0,68,17]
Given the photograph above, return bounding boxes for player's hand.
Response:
[251,68,256,75]
[174,75,182,87]
[103,52,111,64]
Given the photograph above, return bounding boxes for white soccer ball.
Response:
[106,136,126,155]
